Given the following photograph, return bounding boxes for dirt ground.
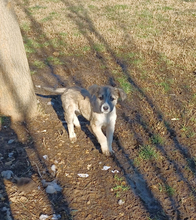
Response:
[1,0,196,220]
[1,57,196,219]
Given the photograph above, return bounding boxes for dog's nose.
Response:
[103,106,109,111]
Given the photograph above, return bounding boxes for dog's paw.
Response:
[70,136,77,143]
[102,149,114,157]
[75,124,81,129]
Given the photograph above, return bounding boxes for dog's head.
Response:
[88,85,126,114]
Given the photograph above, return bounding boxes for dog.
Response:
[42,85,126,156]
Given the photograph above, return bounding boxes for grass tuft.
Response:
[151,134,164,145]
[117,77,132,94]
[33,60,46,69]
[159,183,175,196]
[46,56,64,65]
[113,175,129,197]
[139,145,158,160]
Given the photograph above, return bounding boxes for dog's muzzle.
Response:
[101,103,110,113]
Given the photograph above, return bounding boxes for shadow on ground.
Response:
[0,117,71,219]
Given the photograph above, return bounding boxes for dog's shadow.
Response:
[36,94,101,153]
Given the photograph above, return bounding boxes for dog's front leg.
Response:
[91,124,110,156]
[106,122,115,155]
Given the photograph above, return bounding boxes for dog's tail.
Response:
[42,86,66,94]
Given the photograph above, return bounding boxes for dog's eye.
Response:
[110,96,115,101]
[99,95,104,100]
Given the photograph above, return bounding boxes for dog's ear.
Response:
[116,88,127,101]
[88,84,100,96]
[81,89,91,99]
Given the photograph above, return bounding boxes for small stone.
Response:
[47,101,54,106]
[5,161,13,166]
[1,170,13,179]
[78,174,89,178]
[87,164,92,170]
[8,152,14,158]
[102,166,111,171]
[8,139,14,144]
[43,155,48,160]
[53,52,59,57]
[51,165,56,172]
[118,199,125,205]
[46,185,56,194]
[39,214,49,220]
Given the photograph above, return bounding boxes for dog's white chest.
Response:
[92,108,117,127]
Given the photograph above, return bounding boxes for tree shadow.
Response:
[0,117,72,219]
[112,138,169,219]
[0,118,14,220]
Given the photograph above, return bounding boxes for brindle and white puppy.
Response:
[42,85,126,156]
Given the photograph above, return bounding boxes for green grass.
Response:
[117,77,132,94]
[82,46,91,52]
[0,116,10,126]
[24,44,35,54]
[106,4,129,12]
[162,6,174,11]
[46,56,64,65]
[68,5,85,13]
[139,145,158,160]
[0,117,4,124]
[104,4,129,21]
[113,185,129,192]
[151,134,164,145]
[132,58,144,67]
[113,175,129,197]
[159,183,175,196]
[40,11,58,22]
[93,44,105,52]
[59,32,68,37]
[50,38,65,48]
[30,70,37,75]
[125,52,137,59]
[181,125,196,138]
[114,174,124,181]
[158,82,170,92]
[46,0,61,3]
[24,38,43,51]
[41,16,53,22]
[88,5,98,11]
[33,60,46,68]
[21,23,31,32]
[29,5,47,11]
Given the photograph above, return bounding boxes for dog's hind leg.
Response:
[73,114,81,129]
[67,121,77,143]
[64,108,77,143]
